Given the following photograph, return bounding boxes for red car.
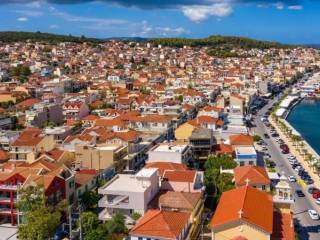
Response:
[313,191,320,199]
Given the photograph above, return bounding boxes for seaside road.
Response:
[253,98,320,240]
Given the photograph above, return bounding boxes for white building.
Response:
[147,142,192,164]
[98,168,159,224]
[235,146,257,166]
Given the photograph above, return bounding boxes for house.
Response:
[234,146,257,166]
[174,121,198,141]
[25,103,63,127]
[74,143,126,176]
[234,166,271,191]
[63,100,89,120]
[129,209,191,240]
[210,186,273,240]
[229,134,254,147]
[161,170,204,193]
[189,128,214,166]
[9,128,55,162]
[0,160,74,225]
[144,162,188,177]
[229,94,245,115]
[198,106,224,119]
[98,168,159,224]
[149,191,203,238]
[75,169,100,200]
[148,142,192,165]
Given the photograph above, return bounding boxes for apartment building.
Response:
[148,142,192,165]
[98,168,159,224]
[9,128,55,163]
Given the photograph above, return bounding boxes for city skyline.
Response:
[0,0,319,44]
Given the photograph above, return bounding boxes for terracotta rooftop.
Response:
[229,134,254,146]
[150,190,202,210]
[271,212,294,240]
[130,209,190,239]
[163,170,196,183]
[210,186,273,234]
[144,162,188,177]
[234,166,271,187]
[12,128,44,147]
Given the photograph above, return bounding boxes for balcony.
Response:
[98,195,129,208]
[0,208,17,215]
[0,185,18,191]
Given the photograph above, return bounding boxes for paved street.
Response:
[253,97,320,240]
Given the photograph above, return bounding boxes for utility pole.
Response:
[69,204,73,240]
[79,204,83,240]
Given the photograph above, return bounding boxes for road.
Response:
[253,97,320,240]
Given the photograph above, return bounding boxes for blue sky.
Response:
[0,0,319,44]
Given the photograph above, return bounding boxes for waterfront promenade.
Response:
[270,117,320,189]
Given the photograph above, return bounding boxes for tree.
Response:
[18,186,61,240]
[105,212,127,235]
[205,154,237,170]
[253,134,261,142]
[79,212,99,235]
[81,190,99,210]
[132,212,142,221]
[204,154,236,208]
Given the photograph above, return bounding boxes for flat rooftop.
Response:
[100,168,158,193]
[151,143,189,153]
[235,146,257,155]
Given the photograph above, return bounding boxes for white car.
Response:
[308,210,320,220]
[288,176,296,182]
[288,155,296,160]
[316,198,320,205]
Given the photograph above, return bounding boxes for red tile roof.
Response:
[210,186,273,234]
[130,209,190,239]
[144,162,188,177]
[163,170,196,183]
[271,212,294,240]
[12,128,44,147]
[234,166,270,187]
[229,134,254,146]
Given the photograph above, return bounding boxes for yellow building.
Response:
[174,122,198,141]
[0,93,16,103]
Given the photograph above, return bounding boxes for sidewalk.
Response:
[269,117,320,189]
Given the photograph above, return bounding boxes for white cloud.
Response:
[17,17,28,21]
[51,9,127,26]
[14,9,43,16]
[26,1,42,8]
[274,2,284,10]
[182,3,232,22]
[288,5,303,10]
[49,24,59,29]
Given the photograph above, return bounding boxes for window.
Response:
[240,161,244,166]
[262,185,266,190]
[249,161,254,165]
[69,181,74,188]
[138,238,143,240]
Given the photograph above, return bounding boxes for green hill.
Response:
[0,31,101,43]
[150,35,292,49]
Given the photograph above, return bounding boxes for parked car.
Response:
[308,210,320,220]
[288,176,296,182]
[313,191,320,199]
[264,133,270,139]
[316,198,320,205]
[295,190,305,197]
[308,187,320,194]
